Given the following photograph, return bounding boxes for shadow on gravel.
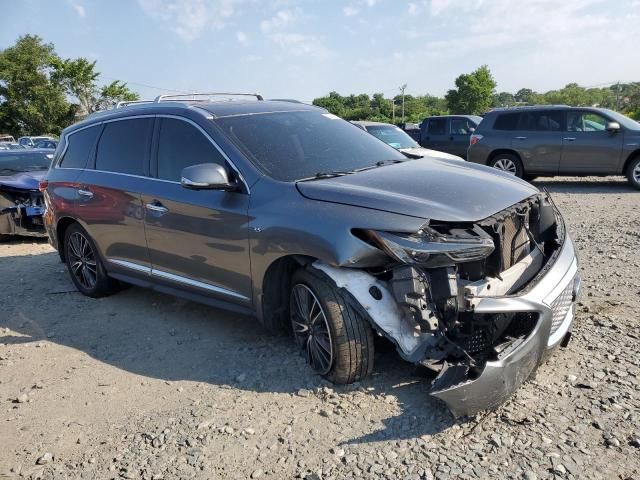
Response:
[1,243,457,444]
[533,177,634,194]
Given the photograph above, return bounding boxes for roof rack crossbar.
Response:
[154,92,264,102]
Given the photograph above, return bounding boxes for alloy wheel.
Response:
[68,231,98,290]
[633,163,640,184]
[493,158,517,174]
[291,284,334,375]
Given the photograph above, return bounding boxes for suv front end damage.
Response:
[317,192,580,416]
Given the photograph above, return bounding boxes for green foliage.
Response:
[0,35,139,137]
[0,35,76,137]
[445,65,496,115]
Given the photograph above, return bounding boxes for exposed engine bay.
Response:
[0,187,46,236]
[316,192,564,405]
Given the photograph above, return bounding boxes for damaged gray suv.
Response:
[43,94,580,416]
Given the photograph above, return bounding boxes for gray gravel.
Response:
[0,177,638,479]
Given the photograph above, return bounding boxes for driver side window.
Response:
[567,112,608,133]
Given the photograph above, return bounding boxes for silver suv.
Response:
[467,106,640,189]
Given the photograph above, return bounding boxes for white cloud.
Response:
[236,31,249,45]
[407,3,418,15]
[137,0,238,41]
[260,9,297,33]
[364,0,377,6]
[343,6,359,16]
[270,33,330,60]
[69,0,86,17]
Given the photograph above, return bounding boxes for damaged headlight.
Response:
[366,225,495,267]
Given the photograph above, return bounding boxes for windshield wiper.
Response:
[297,170,354,182]
[353,159,406,172]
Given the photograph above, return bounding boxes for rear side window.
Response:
[492,113,520,131]
[451,118,474,135]
[427,118,447,135]
[95,118,153,175]
[156,118,226,182]
[59,126,100,168]
[519,111,563,131]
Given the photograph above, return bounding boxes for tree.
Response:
[51,57,138,114]
[445,65,496,114]
[514,88,535,103]
[492,91,516,108]
[0,35,76,137]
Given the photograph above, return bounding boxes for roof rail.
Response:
[114,99,155,109]
[154,92,264,103]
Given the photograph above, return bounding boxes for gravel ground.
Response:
[1,177,639,480]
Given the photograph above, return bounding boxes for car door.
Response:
[449,117,475,158]
[421,117,450,152]
[560,111,624,173]
[510,110,564,174]
[140,115,252,305]
[74,117,152,273]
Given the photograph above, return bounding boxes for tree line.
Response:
[0,35,138,137]
[313,65,640,124]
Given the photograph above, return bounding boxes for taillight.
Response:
[470,133,483,146]
[39,180,48,192]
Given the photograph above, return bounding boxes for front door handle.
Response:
[563,137,577,141]
[145,201,169,215]
[514,136,528,140]
[77,188,93,199]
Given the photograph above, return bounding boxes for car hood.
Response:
[0,170,47,191]
[399,147,463,161]
[296,159,538,222]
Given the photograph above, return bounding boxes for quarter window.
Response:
[156,118,226,182]
[427,118,447,135]
[567,112,608,132]
[59,125,100,168]
[519,111,563,131]
[493,113,520,131]
[95,118,153,175]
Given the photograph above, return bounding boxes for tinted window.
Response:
[95,118,153,175]
[567,112,608,132]
[493,113,520,131]
[215,111,405,182]
[450,118,474,135]
[427,118,447,135]
[156,118,226,182]
[519,111,563,131]
[60,126,100,168]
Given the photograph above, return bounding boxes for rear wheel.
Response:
[290,268,374,384]
[488,154,524,178]
[627,156,640,190]
[64,223,117,298]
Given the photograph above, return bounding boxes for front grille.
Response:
[550,280,574,335]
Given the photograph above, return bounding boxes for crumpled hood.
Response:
[0,170,47,191]
[399,147,463,162]
[296,158,538,222]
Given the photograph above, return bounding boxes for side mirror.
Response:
[180,163,237,191]
[606,121,621,132]
[468,127,476,133]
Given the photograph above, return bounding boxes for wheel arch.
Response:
[55,216,80,262]
[487,148,523,166]
[623,149,640,174]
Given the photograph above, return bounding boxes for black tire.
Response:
[488,154,524,178]
[290,268,374,384]
[626,156,640,190]
[524,174,538,182]
[63,223,117,298]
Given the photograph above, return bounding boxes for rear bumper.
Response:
[431,234,580,417]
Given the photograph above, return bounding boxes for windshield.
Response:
[366,125,418,149]
[215,111,406,181]
[0,152,52,175]
[602,109,640,131]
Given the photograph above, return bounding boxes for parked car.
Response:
[0,142,26,150]
[43,94,579,416]
[18,136,56,149]
[397,122,421,142]
[419,115,482,158]
[0,149,53,237]
[467,106,640,189]
[33,139,58,149]
[351,121,462,161]
[0,134,16,143]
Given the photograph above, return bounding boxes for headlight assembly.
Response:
[366,225,495,267]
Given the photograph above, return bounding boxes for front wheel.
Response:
[627,156,640,190]
[290,269,374,384]
[488,154,524,178]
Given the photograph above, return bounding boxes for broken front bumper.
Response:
[432,234,580,417]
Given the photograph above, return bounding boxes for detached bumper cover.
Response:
[431,234,580,417]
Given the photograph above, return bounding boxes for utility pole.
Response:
[392,98,395,123]
[615,81,621,110]
[399,84,407,125]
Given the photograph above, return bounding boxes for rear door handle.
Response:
[145,201,169,215]
[563,137,577,141]
[77,188,93,199]
[514,136,528,140]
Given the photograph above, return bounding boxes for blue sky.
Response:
[1,0,639,101]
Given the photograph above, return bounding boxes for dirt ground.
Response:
[1,177,639,480]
